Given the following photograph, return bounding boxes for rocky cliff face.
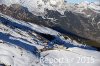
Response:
[44,9,100,43]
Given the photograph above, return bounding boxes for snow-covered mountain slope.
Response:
[0,0,99,15]
[75,1,100,14]
[0,13,100,66]
[0,41,40,66]
[0,1,100,46]
[0,0,66,15]
[41,48,100,66]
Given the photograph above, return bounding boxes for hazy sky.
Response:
[66,0,99,3]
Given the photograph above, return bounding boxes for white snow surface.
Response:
[0,0,100,15]
[77,1,100,11]
[0,0,66,15]
[0,13,100,66]
[41,48,100,66]
[0,42,40,66]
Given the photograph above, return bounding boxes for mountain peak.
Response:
[0,0,66,15]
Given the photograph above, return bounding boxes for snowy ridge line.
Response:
[0,0,100,16]
[0,0,66,15]
[0,13,59,35]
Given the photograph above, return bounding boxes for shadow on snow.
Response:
[0,32,40,57]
